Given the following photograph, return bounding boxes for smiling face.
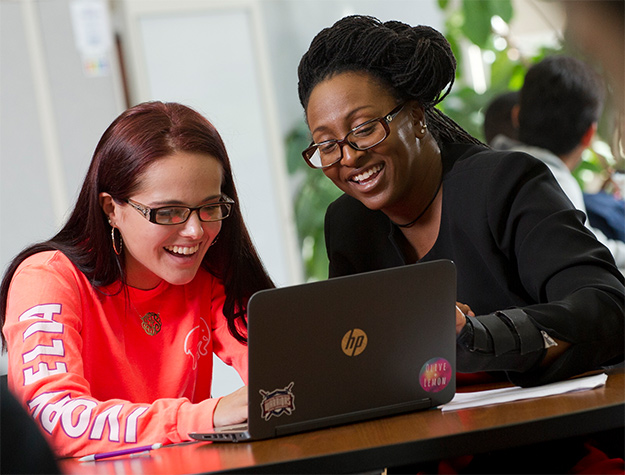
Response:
[305,71,438,217]
[100,151,224,290]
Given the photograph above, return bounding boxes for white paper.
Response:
[70,0,112,77]
[70,0,112,55]
[441,373,608,412]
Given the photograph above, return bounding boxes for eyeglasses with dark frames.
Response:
[302,103,405,169]
[126,195,235,225]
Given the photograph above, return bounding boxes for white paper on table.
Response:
[441,373,608,412]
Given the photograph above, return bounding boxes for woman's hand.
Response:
[455,301,474,335]
[213,386,248,427]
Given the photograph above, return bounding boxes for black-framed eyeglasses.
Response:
[126,195,235,225]
[302,103,405,169]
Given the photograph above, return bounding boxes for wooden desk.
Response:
[59,369,624,474]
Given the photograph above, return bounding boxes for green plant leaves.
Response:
[461,0,513,47]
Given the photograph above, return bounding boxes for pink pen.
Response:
[78,443,163,462]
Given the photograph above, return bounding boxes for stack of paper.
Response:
[441,373,608,412]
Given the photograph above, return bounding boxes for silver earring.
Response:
[420,123,427,134]
[111,227,122,256]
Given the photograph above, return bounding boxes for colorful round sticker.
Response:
[419,357,452,393]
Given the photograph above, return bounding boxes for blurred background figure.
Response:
[483,90,519,148]
[485,56,625,274]
[584,189,625,243]
[484,87,624,247]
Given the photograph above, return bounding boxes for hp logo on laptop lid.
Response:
[342,329,368,356]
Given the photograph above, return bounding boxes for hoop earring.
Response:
[210,234,219,247]
[111,227,123,256]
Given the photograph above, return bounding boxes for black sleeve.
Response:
[324,150,624,387]
[479,153,624,386]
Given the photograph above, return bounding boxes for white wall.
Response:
[0,0,126,375]
[259,0,444,137]
[1,0,126,275]
[116,0,302,290]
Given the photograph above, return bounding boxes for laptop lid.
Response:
[244,259,457,440]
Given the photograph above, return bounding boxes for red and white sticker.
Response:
[259,382,296,421]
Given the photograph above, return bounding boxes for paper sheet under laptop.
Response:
[441,373,608,411]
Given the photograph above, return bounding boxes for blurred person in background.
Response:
[488,56,625,274]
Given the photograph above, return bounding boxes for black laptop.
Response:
[189,259,456,442]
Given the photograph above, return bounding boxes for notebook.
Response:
[189,259,457,442]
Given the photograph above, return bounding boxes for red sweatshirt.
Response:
[3,251,248,457]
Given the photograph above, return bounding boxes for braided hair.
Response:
[298,15,482,146]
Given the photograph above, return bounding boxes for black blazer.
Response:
[325,143,625,386]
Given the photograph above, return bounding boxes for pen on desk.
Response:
[78,443,163,462]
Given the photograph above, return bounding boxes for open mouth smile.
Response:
[349,163,383,184]
[164,244,200,256]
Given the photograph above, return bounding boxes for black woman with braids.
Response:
[298,16,623,388]
[297,16,625,472]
